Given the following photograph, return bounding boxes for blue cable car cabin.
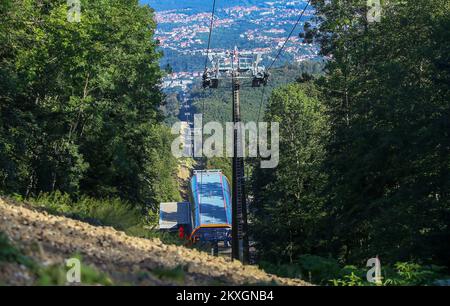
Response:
[190,170,232,244]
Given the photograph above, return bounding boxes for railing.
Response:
[193,169,223,175]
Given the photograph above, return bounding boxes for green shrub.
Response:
[14,192,195,249]
[27,192,146,232]
[258,261,303,279]
[73,197,142,231]
[36,259,113,286]
[152,265,186,283]
[259,254,449,286]
[0,232,33,268]
[30,191,74,215]
[330,271,368,286]
[259,255,340,283]
[298,255,341,284]
[331,262,449,286]
[27,192,190,246]
[383,263,447,286]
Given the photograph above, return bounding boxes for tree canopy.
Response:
[252,0,450,269]
[0,0,180,209]
[251,82,329,264]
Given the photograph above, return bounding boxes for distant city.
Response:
[142,0,320,91]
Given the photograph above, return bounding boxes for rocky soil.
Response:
[0,197,310,286]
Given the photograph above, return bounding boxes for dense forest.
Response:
[251,0,450,284]
[0,0,180,214]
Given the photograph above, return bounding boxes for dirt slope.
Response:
[0,197,310,286]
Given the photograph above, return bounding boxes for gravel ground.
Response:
[0,197,310,286]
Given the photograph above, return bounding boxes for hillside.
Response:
[190,62,325,124]
[0,197,310,286]
[149,0,318,72]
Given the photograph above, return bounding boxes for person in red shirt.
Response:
[178,225,185,239]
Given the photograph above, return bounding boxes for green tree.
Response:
[312,0,450,265]
[0,0,180,209]
[251,82,329,263]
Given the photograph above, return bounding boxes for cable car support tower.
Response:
[202,47,269,263]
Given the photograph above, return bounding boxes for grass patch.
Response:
[259,255,450,286]
[23,192,145,231]
[331,262,449,286]
[0,232,34,268]
[0,237,114,286]
[35,260,114,286]
[10,192,158,237]
[8,192,200,253]
[152,265,186,283]
[9,192,194,248]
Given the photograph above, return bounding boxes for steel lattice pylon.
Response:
[202,47,269,263]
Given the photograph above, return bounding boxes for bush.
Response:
[383,263,448,286]
[26,192,73,215]
[298,255,341,284]
[259,255,341,284]
[35,256,113,286]
[0,232,113,285]
[152,265,186,283]
[0,232,34,268]
[331,262,449,286]
[259,254,449,286]
[27,192,147,232]
[258,261,303,279]
[23,192,191,246]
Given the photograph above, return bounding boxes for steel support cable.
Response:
[267,0,311,71]
[256,0,311,123]
[256,85,267,124]
[202,0,217,132]
[204,0,217,72]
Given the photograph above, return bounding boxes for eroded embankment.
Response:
[0,197,310,286]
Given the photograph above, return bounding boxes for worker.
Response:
[178,225,185,239]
